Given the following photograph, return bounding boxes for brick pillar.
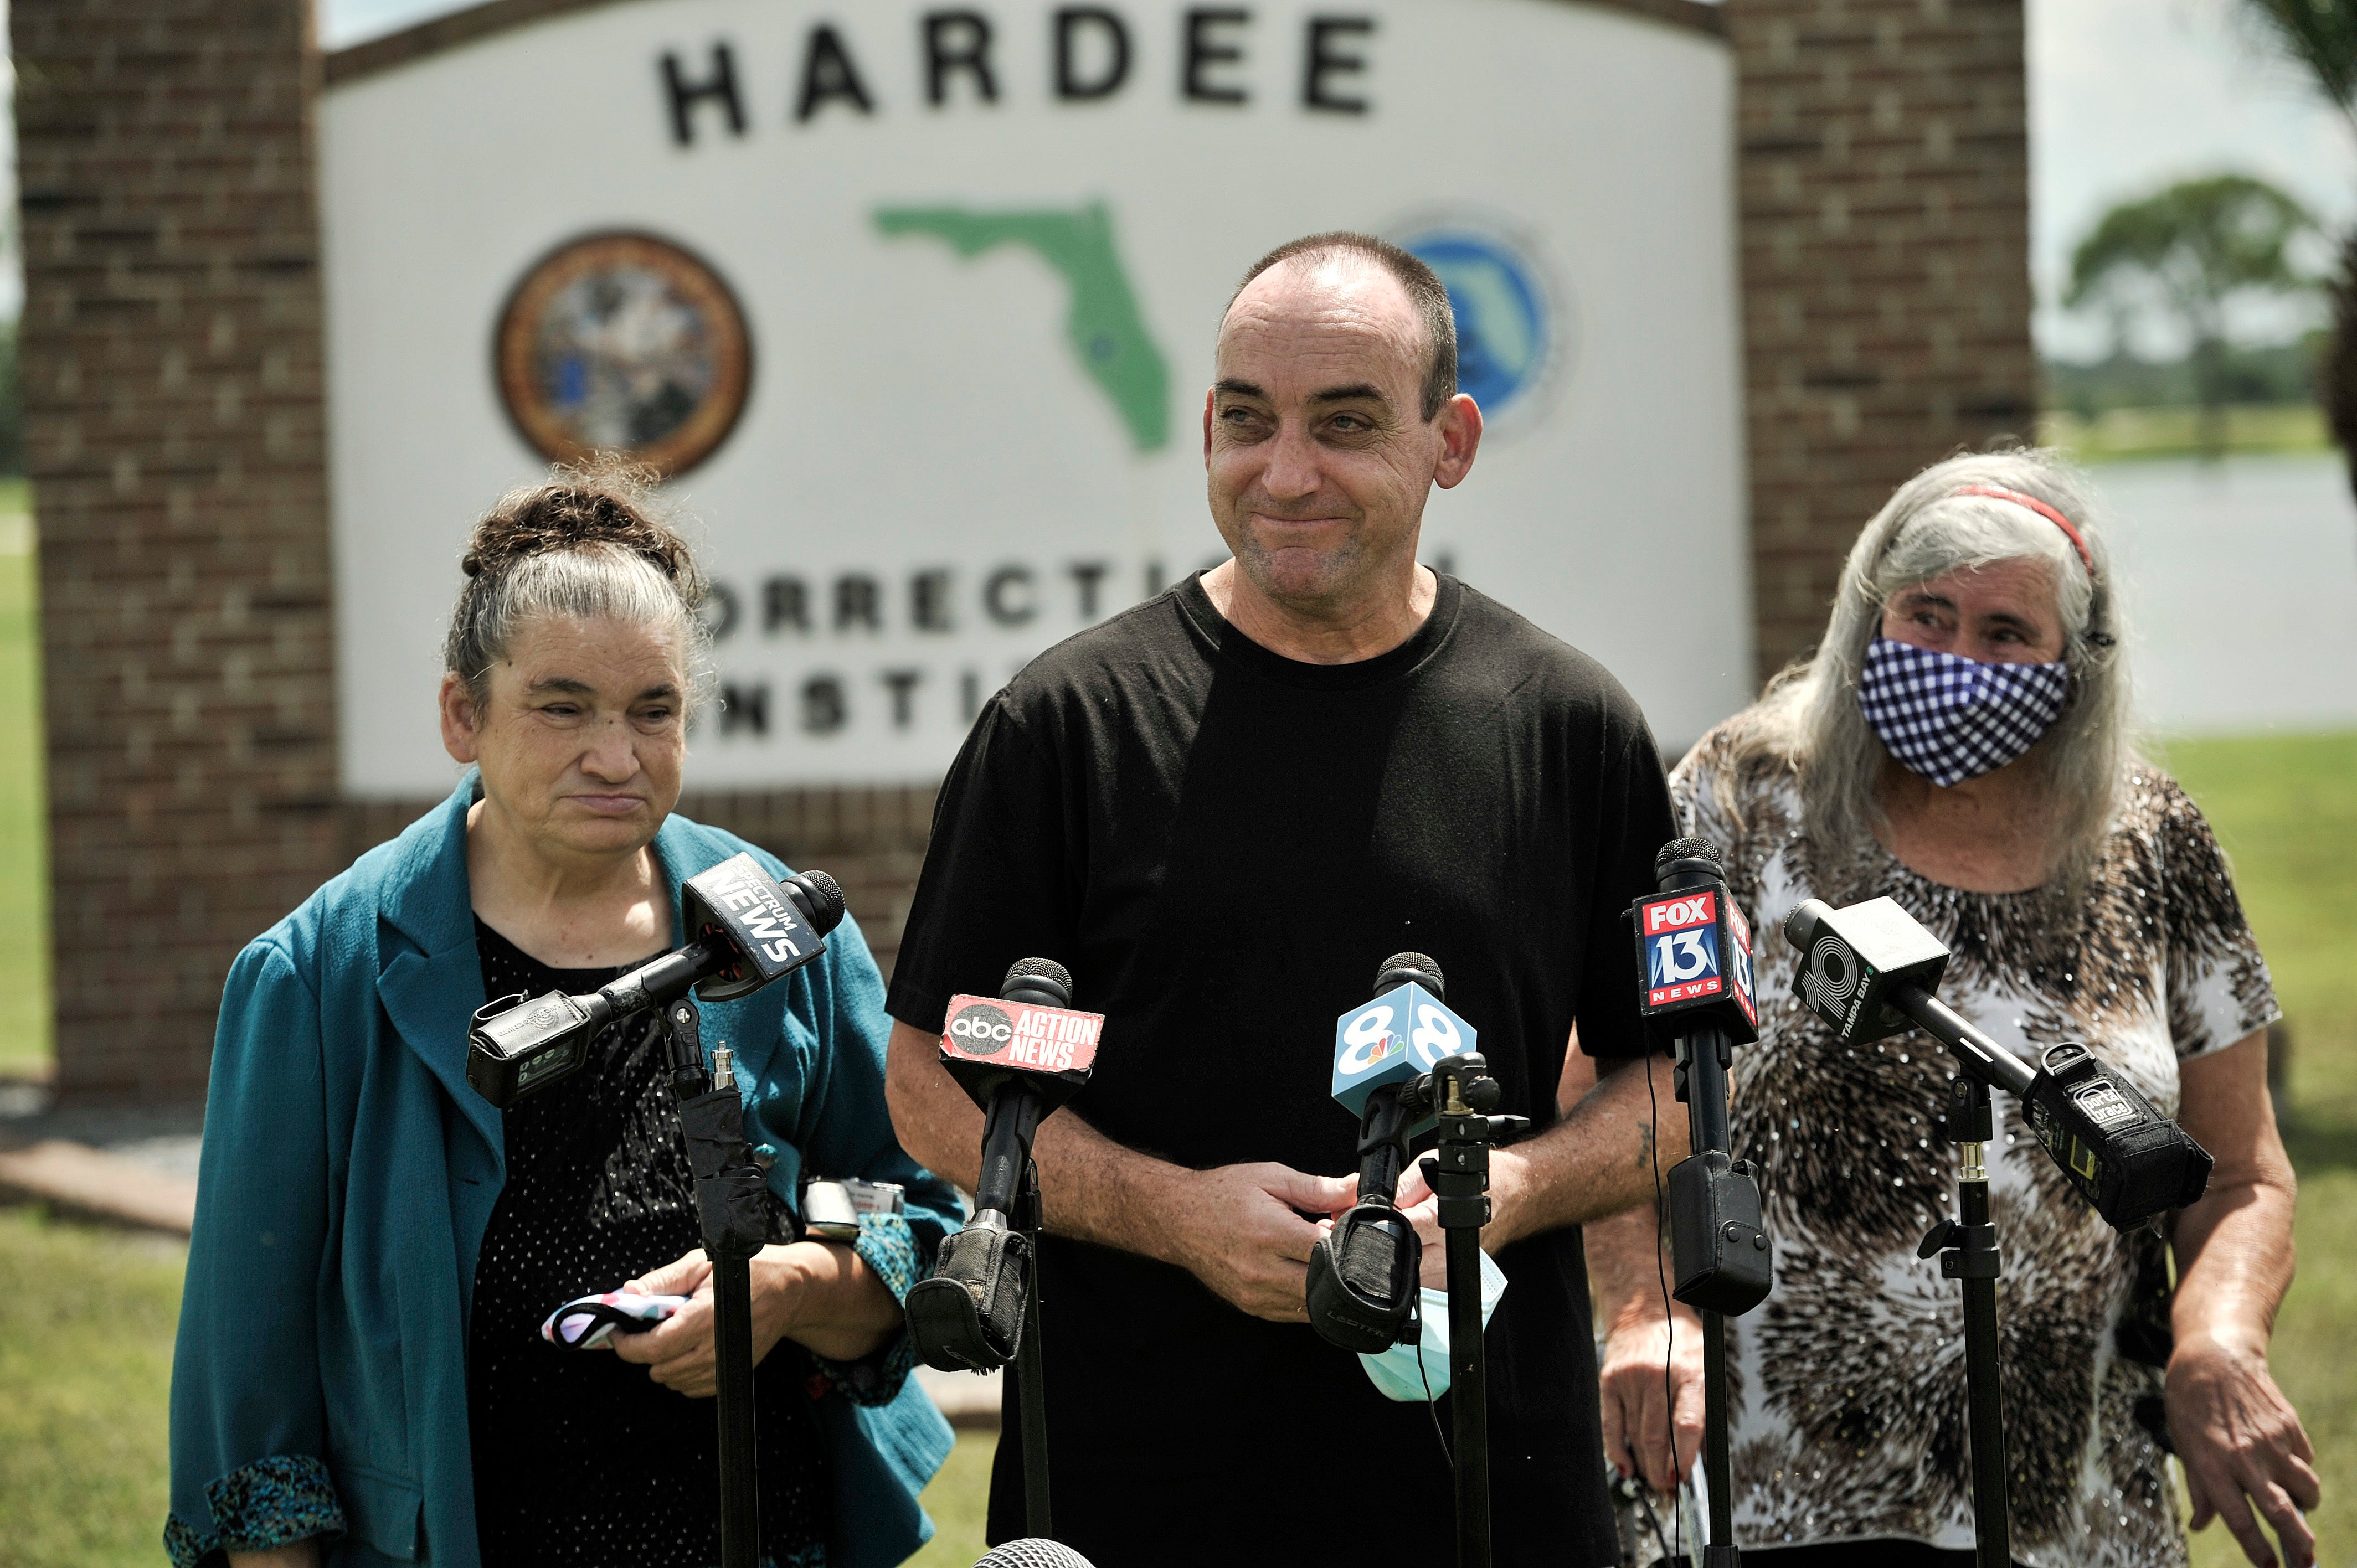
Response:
[1728,0,2039,677]
[15,0,342,1102]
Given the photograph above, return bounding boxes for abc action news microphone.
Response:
[1305,952,1474,1353]
[1782,896,2211,1228]
[467,853,845,1106]
[904,960,1103,1371]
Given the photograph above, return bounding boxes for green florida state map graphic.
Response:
[875,202,1171,452]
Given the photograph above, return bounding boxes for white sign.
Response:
[321,0,1749,796]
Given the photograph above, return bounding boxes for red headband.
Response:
[1952,485,2094,577]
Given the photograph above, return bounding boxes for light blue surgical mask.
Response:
[1357,1249,1507,1402]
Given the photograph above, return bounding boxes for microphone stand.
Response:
[1670,1025,1741,1568]
[663,998,769,1568]
[1013,1155,1052,1539]
[1895,986,2032,1568]
[1421,1052,1526,1568]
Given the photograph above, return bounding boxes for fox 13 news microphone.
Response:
[1630,839,1770,1568]
[1309,954,1524,1568]
[1782,895,2214,1568]
[904,960,1102,1541]
[465,852,845,1568]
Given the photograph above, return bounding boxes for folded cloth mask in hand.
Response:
[1358,1249,1507,1402]
[541,1291,692,1350]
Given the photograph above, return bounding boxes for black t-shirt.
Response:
[887,572,1674,1568]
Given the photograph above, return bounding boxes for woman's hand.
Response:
[1599,1306,1706,1494]
[2169,1033,2316,1568]
[2168,1330,2319,1568]
[611,1241,902,1395]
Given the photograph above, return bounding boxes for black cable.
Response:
[1620,1476,1678,1568]
[1644,1054,1681,1566]
[1415,1288,1453,1466]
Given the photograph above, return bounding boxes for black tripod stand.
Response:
[1418,1051,1528,1568]
[1009,1156,1052,1538]
[1663,1023,1771,1568]
[1916,1066,2010,1568]
[1784,895,2214,1568]
[662,998,770,1568]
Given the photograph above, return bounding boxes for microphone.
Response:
[974,1542,1097,1567]
[1633,838,1771,1316]
[1305,953,1480,1354]
[1637,838,1760,1043]
[904,960,1102,1371]
[466,853,845,1107]
[1783,896,2213,1227]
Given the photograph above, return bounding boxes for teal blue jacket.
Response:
[166,776,959,1568]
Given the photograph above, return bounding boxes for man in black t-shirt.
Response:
[883,233,1683,1567]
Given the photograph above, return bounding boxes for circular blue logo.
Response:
[1399,228,1558,420]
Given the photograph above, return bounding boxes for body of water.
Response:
[2093,452,2357,735]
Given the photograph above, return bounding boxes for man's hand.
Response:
[2169,1331,2320,1568]
[1599,1309,1705,1494]
[1161,1163,1353,1322]
[1390,1145,1540,1288]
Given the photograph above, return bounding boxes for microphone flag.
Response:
[1633,883,1759,1039]
[1330,980,1475,1129]
[941,993,1104,1079]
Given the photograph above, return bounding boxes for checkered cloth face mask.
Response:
[1856,636,2068,787]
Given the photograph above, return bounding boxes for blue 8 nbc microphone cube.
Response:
[1330,980,1478,1134]
[1633,884,1761,1045]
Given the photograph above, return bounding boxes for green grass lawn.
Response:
[0,477,50,1080]
[2038,403,2334,463]
[2162,733,2357,1568]
[0,1209,180,1568]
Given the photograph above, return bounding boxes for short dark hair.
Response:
[1229,232,1458,421]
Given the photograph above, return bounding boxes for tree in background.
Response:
[2066,174,2319,459]
[2241,0,2357,494]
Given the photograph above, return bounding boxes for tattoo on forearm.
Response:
[1635,1118,1655,1172]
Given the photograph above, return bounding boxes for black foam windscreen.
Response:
[1655,836,1723,880]
[973,1541,1097,1568]
[788,869,847,936]
[1001,957,1074,1008]
[1375,950,1444,999]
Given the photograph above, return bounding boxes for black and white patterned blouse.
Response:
[1663,731,2278,1567]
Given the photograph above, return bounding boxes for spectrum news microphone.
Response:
[466,853,845,1568]
[466,853,846,1107]
[1630,838,1770,1568]
[1305,952,1471,1353]
[1782,897,2212,1228]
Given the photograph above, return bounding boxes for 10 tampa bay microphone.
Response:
[164,231,2313,1568]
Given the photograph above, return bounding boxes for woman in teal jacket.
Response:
[167,469,959,1568]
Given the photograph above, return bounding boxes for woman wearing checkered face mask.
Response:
[1585,450,2314,1568]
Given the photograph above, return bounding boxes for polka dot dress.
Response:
[467,919,828,1567]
